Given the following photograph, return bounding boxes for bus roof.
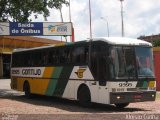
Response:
[92,37,152,46]
[13,37,152,53]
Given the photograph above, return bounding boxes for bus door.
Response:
[91,44,110,104]
[97,53,110,104]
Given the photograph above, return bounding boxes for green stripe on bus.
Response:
[136,80,149,88]
[136,81,144,87]
[52,67,63,78]
[53,66,73,97]
[45,67,63,96]
[142,81,148,88]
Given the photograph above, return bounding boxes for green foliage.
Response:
[153,39,160,47]
[0,0,68,22]
[156,92,160,100]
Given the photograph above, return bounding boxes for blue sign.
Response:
[0,22,72,36]
[10,22,43,36]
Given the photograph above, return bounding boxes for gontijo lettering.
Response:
[22,69,41,75]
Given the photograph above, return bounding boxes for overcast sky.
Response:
[32,0,160,42]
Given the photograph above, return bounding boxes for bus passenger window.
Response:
[55,50,60,64]
[72,47,87,65]
[48,50,55,65]
[43,53,48,65]
[63,48,71,64]
[84,47,89,63]
[60,50,65,63]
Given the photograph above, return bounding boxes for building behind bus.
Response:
[0,36,62,78]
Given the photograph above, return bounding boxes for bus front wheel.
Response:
[77,85,91,107]
[23,81,32,98]
[115,103,129,109]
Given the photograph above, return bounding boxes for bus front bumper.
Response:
[110,91,156,104]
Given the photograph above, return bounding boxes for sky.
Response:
[31,0,160,42]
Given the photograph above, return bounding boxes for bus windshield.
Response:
[110,46,154,79]
[135,47,154,77]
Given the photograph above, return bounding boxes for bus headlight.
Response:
[152,94,155,98]
[117,96,121,99]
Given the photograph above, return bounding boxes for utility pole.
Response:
[59,7,67,42]
[69,0,74,42]
[119,0,124,37]
[89,0,92,39]
[88,0,92,68]
[101,17,110,37]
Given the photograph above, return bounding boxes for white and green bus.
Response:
[11,37,156,108]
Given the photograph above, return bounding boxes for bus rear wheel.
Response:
[23,81,32,98]
[77,85,91,107]
[115,103,129,109]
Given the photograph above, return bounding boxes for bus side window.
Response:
[21,52,29,67]
[72,46,88,65]
[30,52,34,66]
[60,48,68,64]
[48,49,54,65]
[43,51,48,66]
[73,47,82,64]
[48,48,60,65]
[84,47,89,64]
[53,50,58,65]
[12,53,20,67]
[29,51,41,67]
[63,48,71,64]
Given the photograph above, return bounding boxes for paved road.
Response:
[0,79,160,120]
[0,79,10,89]
[0,79,23,97]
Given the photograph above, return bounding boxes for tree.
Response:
[0,0,68,22]
[153,39,160,47]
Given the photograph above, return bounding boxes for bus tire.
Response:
[77,85,91,107]
[115,103,129,109]
[23,81,32,98]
